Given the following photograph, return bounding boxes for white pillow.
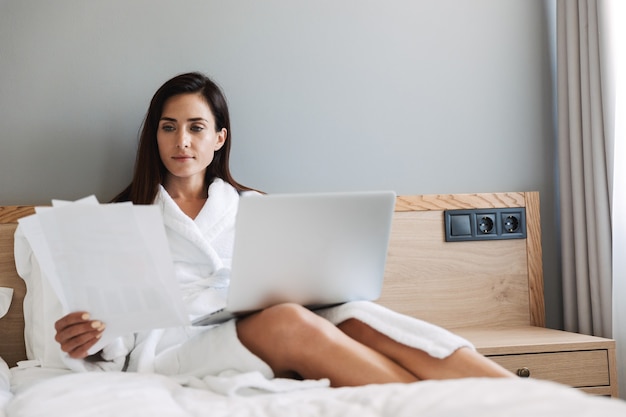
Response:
[0,356,11,411]
[14,226,68,369]
[0,356,9,391]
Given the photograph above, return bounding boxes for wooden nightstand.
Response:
[454,326,618,397]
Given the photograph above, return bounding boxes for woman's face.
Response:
[157,92,226,185]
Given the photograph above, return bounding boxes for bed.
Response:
[1,192,626,416]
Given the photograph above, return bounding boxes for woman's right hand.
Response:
[54,312,106,359]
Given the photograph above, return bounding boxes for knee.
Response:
[238,303,344,349]
[236,304,345,376]
[259,303,326,337]
[259,303,344,351]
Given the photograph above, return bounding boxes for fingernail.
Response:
[81,313,90,320]
[91,320,105,331]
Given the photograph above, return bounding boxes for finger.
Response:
[55,319,106,344]
[54,311,91,332]
[64,330,104,359]
[54,312,106,359]
[56,321,105,356]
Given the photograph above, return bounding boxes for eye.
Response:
[160,124,175,132]
[190,125,204,132]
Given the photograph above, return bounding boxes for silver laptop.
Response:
[192,190,396,326]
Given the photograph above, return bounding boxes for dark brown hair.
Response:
[112,72,253,203]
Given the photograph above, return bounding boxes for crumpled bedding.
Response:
[5,367,626,417]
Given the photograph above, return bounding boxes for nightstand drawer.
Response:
[488,349,610,388]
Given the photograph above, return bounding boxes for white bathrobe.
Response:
[22,178,473,381]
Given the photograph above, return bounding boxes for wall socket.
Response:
[444,208,526,242]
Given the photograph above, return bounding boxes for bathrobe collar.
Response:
[154,178,239,269]
[156,178,238,230]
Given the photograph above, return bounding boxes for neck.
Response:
[163,177,207,201]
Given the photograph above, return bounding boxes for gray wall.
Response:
[0,0,562,329]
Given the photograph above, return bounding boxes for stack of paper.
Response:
[18,196,190,354]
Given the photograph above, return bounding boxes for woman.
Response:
[54,72,512,386]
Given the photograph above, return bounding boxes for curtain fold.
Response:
[599,0,626,400]
[557,0,612,337]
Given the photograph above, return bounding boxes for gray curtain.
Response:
[557,0,613,338]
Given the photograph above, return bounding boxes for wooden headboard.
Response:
[0,205,34,368]
[376,191,544,330]
[0,191,543,368]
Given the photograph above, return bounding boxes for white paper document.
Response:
[18,197,190,354]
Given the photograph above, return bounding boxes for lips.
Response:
[172,155,194,161]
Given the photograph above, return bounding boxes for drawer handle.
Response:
[516,367,531,378]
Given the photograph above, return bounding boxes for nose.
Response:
[175,130,190,148]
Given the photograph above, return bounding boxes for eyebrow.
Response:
[159,117,210,123]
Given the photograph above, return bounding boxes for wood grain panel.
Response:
[378,210,531,328]
[489,350,610,388]
[454,326,617,355]
[0,222,27,367]
[524,191,545,327]
[0,206,35,223]
[394,192,526,212]
[0,207,32,366]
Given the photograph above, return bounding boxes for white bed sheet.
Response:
[5,367,626,417]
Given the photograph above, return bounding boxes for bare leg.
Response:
[236,303,418,386]
[337,318,514,379]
